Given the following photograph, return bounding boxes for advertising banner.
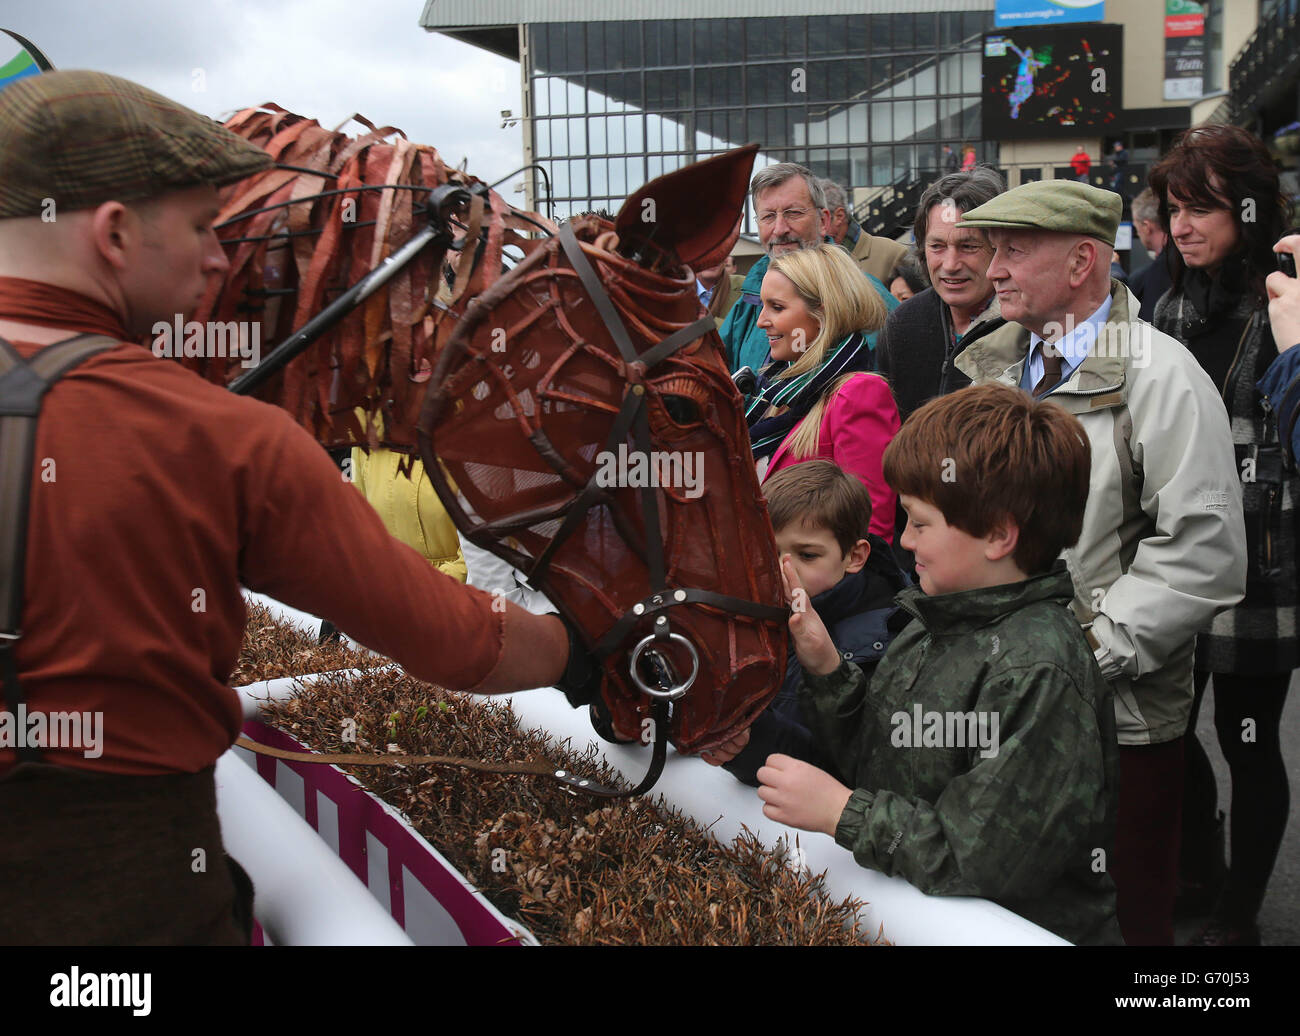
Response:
[1164,0,1206,100]
[995,1,1105,27]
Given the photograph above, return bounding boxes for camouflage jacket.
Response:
[799,563,1123,945]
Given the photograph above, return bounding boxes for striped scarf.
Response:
[745,330,873,460]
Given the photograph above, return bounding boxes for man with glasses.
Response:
[720,163,897,375]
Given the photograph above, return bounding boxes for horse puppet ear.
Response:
[614,143,759,273]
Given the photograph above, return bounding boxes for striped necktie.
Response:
[1032,342,1064,398]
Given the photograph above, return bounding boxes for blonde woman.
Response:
[746,243,901,541]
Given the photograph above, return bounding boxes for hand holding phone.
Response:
[1267,234,1300,354]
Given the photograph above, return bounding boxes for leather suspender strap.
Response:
[0,334,122,763]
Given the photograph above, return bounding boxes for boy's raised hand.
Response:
[756,754,854,837]
[780,554,842,677]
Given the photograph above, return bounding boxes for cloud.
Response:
[2,0,526,182]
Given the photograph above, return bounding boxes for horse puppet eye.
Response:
[650,376,709,431]
[661,393,701,426]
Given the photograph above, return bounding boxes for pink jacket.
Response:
[763,372,901,542]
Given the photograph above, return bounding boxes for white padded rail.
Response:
[214,751,413,946]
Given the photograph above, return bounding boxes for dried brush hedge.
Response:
[232,600,375,685]
[241,611,885,946]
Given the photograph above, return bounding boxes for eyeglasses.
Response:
[757,208,813,226]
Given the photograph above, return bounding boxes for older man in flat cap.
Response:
[952,180,1247,945]
[0,71,591,944]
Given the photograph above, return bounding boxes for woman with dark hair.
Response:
[886,254,928,303]
[1148,124,1295,946]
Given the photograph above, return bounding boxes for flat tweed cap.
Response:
[0,69,272,218]
[956,180,1122,244]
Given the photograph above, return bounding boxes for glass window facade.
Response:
[527,14,993,223]
[1205,0,1224,93]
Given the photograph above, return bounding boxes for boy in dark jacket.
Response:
[706,462,909,785]
[756,384,1123,945]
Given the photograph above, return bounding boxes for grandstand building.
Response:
[420,1,1293,255]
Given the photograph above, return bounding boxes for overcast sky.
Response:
[3,0,527,185]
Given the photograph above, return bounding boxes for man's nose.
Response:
[204,233,230,275]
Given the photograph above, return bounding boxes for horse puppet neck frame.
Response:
[228,183,479,397]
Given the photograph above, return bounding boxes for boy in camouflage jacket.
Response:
[758,384,1123,945]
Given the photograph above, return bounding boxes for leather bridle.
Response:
[416,221,787,797]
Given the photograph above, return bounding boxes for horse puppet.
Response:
[190,109,787,794]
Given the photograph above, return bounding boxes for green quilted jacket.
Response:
[799,563,1123,945]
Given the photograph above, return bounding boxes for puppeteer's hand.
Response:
[756,754,853,837]
[1268,234,1300,354]
[780,555,842,677]
[700,726,750,766]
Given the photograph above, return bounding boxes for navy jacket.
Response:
[1258,344,1300,470]
[723,534,910,786]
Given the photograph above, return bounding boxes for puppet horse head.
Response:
[418,146,788,754]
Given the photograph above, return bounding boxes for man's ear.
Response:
[1070,237,1099,287]
[89,201,138,272]
[844,537,872,574]
[985,516,1020,563]
[819,207,831,238]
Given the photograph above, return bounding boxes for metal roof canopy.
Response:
[421,0,995,58]
[421,1,992,26]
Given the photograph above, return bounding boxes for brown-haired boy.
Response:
[757,383,1123,944]
[705,461,909,784]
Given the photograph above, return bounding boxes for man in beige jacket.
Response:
[953,180,1246,945]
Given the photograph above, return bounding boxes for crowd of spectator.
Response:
[688,124,1299,947]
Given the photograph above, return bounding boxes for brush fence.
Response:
[223,592,1065,946]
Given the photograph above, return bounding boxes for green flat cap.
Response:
[956,180,1122,243]
[0,69,272,218]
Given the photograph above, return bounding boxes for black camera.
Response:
[1280,229,1299,278]
[732,365,757,395]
